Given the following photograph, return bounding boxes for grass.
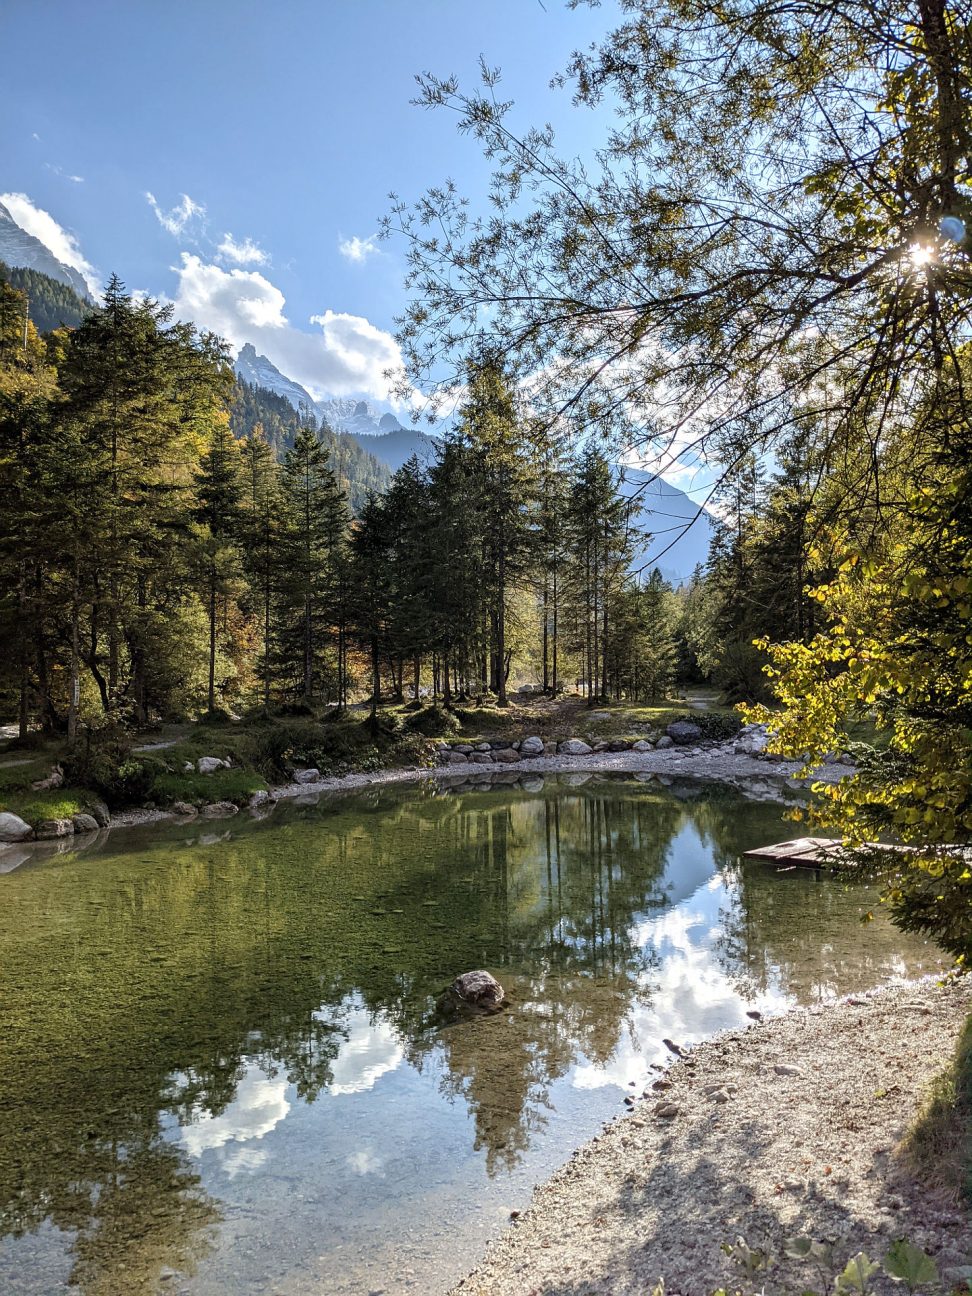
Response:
[902,1009,972,1205]
[0,789,91,824]
[151,767,267,807]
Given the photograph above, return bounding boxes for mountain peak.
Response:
[0,201,94,302]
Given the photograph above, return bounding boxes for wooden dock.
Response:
[743,837,850,869]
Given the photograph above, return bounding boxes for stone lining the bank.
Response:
[453,977,972,1296]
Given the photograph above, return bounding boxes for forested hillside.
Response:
[0,262,89,332]
[229,378,389,512]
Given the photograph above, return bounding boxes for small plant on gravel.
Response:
[712,1234,944,1296]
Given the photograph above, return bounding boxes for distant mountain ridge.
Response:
[233,344,436,474]
[618,468,716,585]
[0,201,93,302]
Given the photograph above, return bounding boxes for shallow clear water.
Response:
[0,773,946,1295]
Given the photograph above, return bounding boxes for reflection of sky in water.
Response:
[574,874,789,1092]
[318,1000,404,1096]
[2,778,947,1296]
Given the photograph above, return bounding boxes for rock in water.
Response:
[451,969,505,1010]
[0,812,33,842]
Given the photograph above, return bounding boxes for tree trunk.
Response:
[208,570,217,714]
[496,544,508,705]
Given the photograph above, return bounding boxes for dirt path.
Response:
[453,978,971,1296]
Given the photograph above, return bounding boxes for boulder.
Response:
[200,801,238,818]
[655,735,674,749]
[88,800,110,828]
[453,744,474,754]
[31,765,64,791]
[492,748,521,763]
[519,736,545,756]
[608,739,631,752]
[293,768,321,784]
[35,818,74,840]
[445,751,469,764]
[543,741,558,755]
[475,742,492,752]
[197,756,227,775]
[0,812,33,843]
[183,761,194,773]
[734,723,771,756]
[666,721,702,745]
[559,738,593,755]
[248,790,273,808]
[592,740,610,752]
[172,801,197,816]
[468,752,493,764]
[451,969,505,1010]
[631,739,654,752]
[489,740,513,750]
[71,813,100,834]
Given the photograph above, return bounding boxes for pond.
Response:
[0,773,946,1295]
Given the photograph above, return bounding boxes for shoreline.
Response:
[0,747,853,856]
[152,746,853,822]
[453,976,972,1296]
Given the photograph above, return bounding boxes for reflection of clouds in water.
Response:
[573,877,790,1092]
[347,1147,384,1175]
[179,1066,291,1159]
[318,1002,403,1096]
[221,1144,270,1179]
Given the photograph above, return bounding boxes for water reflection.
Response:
[0,775,945,1295]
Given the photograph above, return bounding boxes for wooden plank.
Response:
[744,837,838,862]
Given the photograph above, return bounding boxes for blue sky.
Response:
[1,0,616,403]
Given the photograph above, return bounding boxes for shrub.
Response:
[404,705,461,738]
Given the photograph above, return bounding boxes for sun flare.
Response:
[906,242,936,271]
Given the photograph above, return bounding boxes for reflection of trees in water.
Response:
[2,776,923,1281]
[713,859,928,1003]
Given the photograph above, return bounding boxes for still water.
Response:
[0,773,946,1295]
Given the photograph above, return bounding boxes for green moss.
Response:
[0,789,90,824]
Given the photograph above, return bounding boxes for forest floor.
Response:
[452,977,972,1296]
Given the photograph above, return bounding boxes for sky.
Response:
[1,0,617,406]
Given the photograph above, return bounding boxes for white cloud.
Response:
[44,163,84,183]
[216,232,268,266]
[338,233,381,264]
[171,253,412,403]
[0,191,100,296]
[178,1065,291,1159]
[146,190,206,238]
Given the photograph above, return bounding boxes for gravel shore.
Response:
[453,977,972,1296]
[267,746,854,803]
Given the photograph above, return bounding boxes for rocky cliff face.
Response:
[0,201,93,301]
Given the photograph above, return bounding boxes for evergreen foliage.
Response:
[0,262,89,332]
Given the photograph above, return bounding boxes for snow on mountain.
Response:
[234,343,318,413]
[234,346,436,473]
[619,468,716,585]
[0,200,93,301]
